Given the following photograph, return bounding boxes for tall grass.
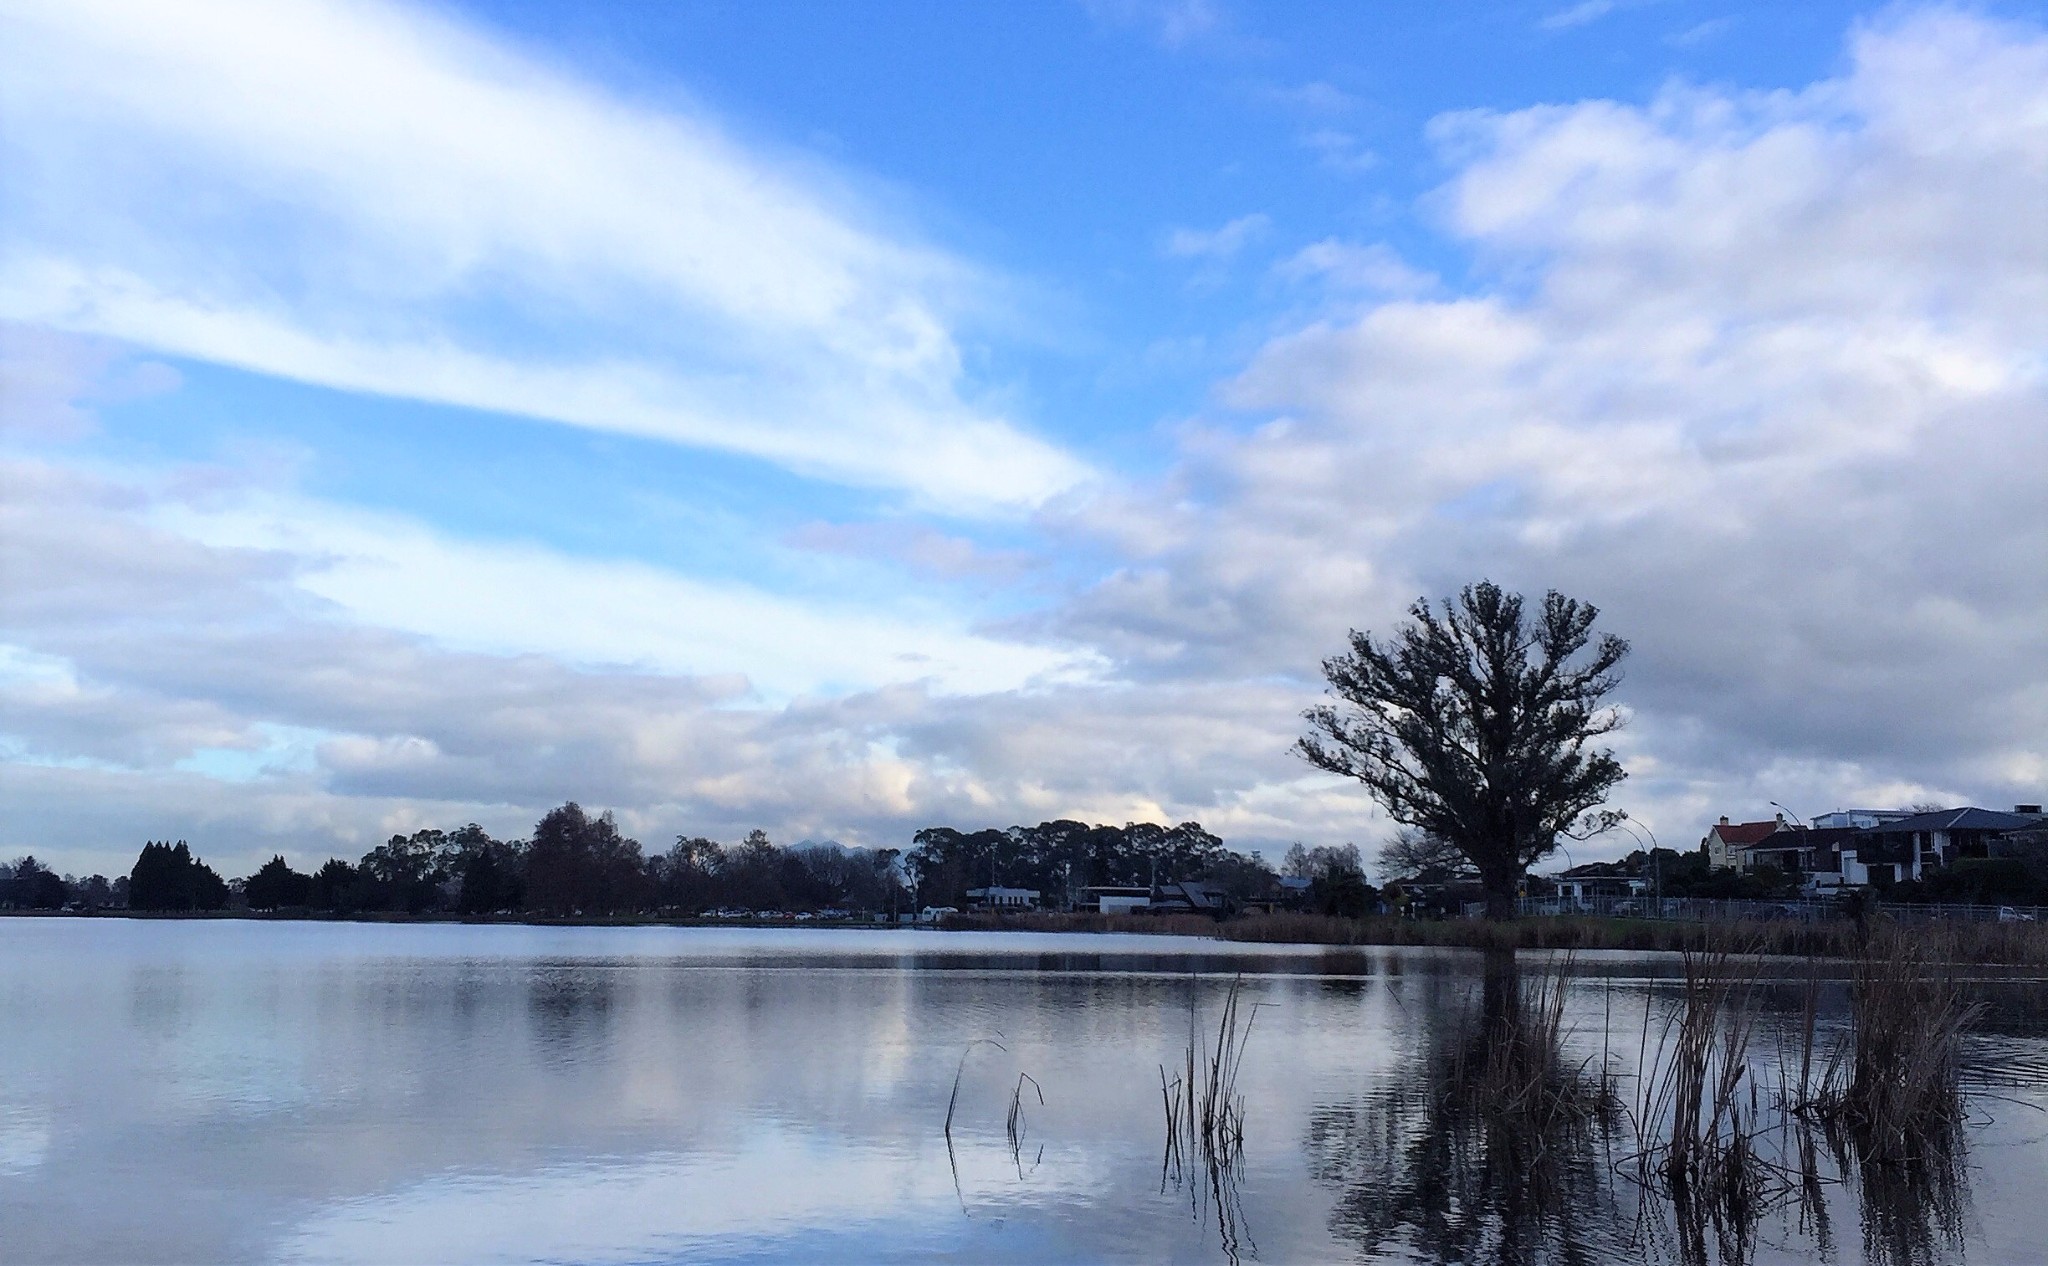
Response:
[1627,945,1773,1233]
[1159,977,1263,1264]
[941,907,2048,964]
[1784,926,1982,1165]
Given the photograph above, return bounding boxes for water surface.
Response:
[3,920,2045,1264]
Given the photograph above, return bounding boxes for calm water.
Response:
[4,920,2048,1265]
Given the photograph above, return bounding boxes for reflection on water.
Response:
[1,921,2045,1264]
[1306,950,1994,1266]
[1309,951,1629,1265]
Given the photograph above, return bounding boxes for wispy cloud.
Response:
[1540,0,1667,32]
[1668,16,1738,48]
[1162,213,1272,260]
[1276,241,1435,296]
[1082,0,1226,49]
[0,0,1088,512]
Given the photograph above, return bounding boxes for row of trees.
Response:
[0,856,121,911]
[196,804,915,919]
[11,806,1384,921]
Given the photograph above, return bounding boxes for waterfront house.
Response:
[1083,885,1152,914]
[1704,816,1783,871]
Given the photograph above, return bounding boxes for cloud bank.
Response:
[2,6,2044,878]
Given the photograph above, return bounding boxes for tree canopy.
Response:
[1298,581,1629,919]
[128,841,230,912]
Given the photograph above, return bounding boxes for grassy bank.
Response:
[941,909,2048,965]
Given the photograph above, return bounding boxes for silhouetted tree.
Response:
[1299,581,1629,919]
[719,829,785,912]
[243,856,312,910]
[357,831,446,913]
[1283,842,1364,879]
[1375,829,1466,884]
[309,858,360,913]
[524,803,647,916]
[127,841,230,911]
[73,874,116,909]
[653,836,724,913]
[4,856,70,909]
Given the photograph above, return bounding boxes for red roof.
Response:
[1710,820,1779,845]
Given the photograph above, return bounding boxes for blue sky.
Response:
[3,0,2046,876]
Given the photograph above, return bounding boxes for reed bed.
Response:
[941,907,2048,964]
[1782,927,1982,1165]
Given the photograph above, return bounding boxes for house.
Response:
[1751,806,2047,887]
[964,886,1039,910]
[1811,809,1915,829]
[1083,885,1152,914]
[1552,860,1645,905]
[1853,807,2048,880]
[1147,880,1232,916]
[1703,815,1784,871]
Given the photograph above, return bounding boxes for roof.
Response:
[1866,807,2042,834]
[1561,860,1637,878]
[1755,826,1860,849]
[1709,820,1780,846]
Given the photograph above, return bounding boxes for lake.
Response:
[3,920,2046,1264]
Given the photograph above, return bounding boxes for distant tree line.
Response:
[139,803,917,919]
[8,806,1397,920]
[0,855,122,911]
[903,819,1382,914]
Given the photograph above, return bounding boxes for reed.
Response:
[1159,975,1260,1175]
[1629,945,1770,1213]
[940,906,2048,965]
[1785,926,1981,1165]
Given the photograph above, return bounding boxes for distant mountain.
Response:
[790,838,855,853]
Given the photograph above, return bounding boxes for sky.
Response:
[3,0,2046,879]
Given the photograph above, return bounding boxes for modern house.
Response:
[1146,880,1233,916]
[964,886,1040,910]
[1552,860,1646,904]
[1811,809,1914,829]
[1083,885,1152,914]
[1715,805,2048,886]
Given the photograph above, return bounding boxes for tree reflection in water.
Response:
[1304,951,1973,1266]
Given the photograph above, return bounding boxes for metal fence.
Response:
[1492,895,2048,924]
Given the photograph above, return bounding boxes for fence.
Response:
[1493,895,2048,924]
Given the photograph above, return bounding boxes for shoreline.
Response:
[10,906,2048,965]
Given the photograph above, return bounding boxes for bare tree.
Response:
[1375,828,1466,884]
[1298,581,1629,919]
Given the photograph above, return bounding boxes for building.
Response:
[1146,881,1233,916]
[965,886,1040,910]
[1553,860,1645,905]
[1743,805,2048,887]
[1703,815,1784,871]
[1083,885,1152,914]
[1811,808,1914,830]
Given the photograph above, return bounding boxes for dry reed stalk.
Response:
[1787,925,1982,1166]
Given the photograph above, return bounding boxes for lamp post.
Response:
[1612,814,1663,905]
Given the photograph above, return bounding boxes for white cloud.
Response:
[1057,8,2048,842]
[1083,0,1227,49]
[1540,0,1667,32]
[0,0,1087,512]
[1276,240,1436,296]
[1162,213,1272,260]
[142,492,1094,702]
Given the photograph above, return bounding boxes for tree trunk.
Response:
[1483,870,1519,921]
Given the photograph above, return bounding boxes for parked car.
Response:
[1999,906,2036,923]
